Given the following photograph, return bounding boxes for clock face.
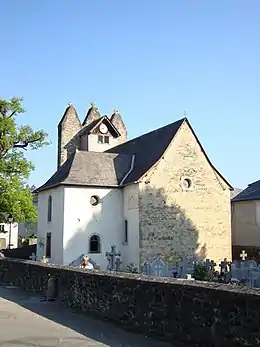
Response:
[99,123,108,134]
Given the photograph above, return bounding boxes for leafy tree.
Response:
[0,97,49,223]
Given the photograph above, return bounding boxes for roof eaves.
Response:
[232,196,260,202]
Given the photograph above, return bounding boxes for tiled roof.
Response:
[37,151,132,191]
[232,181,260,202]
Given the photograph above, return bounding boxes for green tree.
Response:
[0,97,49,222]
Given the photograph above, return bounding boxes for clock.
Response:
[99,123,108,134]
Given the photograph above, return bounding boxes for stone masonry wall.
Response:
[58,108,82,168]
[0,258,259,346]
[139,121,232,266]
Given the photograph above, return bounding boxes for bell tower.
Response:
[57,103,82,169]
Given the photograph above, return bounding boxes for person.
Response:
[81,255,94,270]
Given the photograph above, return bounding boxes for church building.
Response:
[36,102,233,270]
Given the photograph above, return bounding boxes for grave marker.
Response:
[106,245,121,271]
[240,250,247,261]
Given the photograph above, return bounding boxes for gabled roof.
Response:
[37,151,132,192]
[79,116,120,138]
[106,117,233,188]
[232,181,260,202]
[106,118,184,184]
[38,117,232,192]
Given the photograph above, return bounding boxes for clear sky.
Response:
[1,0,259,189]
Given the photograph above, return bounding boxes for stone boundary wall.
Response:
[0,258,259,346]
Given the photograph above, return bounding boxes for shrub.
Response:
[193,262,213,281]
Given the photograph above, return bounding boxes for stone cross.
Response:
[29,253,36,261]
[106,245,121,271]
[205,259,216,271]
[154,262,164,276]
[240,250,248,261]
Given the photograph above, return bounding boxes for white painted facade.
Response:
[63,186,124,269]
[122,184,140,269]
[0,223,18,249]
[81,133,122,153]
[36,186,64,264]
[36,183,141,270]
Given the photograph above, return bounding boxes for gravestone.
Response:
[29,253,36,261]
[106,245,121,271]
[240,250,247,261]
[150,258,166,277]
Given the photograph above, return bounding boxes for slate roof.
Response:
[106,118,233,188]
[106,118,184,184]
[230,188,243,200]
[38,117,232,192]
[232,181,260,202]
[37,151,132,191]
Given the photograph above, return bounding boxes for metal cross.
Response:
[106,245,121,271]
[240,250,247,261]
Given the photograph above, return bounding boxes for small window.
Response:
[90,195,100,206]
[104,136,109,144]
[124,220,128,243]
[98,135,103,144]
[47,195,52,222]
[181,177,192,191]
[0,225,5,232]
[89,234,100,253]
[46,232,51,258]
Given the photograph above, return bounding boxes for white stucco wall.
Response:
[36,186,64,264]
[63,186,124,270]
[0,223,18,249]
[86,134,122,152]
[122,184,140,269]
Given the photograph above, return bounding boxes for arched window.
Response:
[89,234,100,253]
[47,195,52,223]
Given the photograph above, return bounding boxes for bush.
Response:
[193,262,213,281]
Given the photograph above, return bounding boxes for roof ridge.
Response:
[106,118,186,153]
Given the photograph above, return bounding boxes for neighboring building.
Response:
[232,181,260,261]
[0,222,18,249]
[36,102,233,270]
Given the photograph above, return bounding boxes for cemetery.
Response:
[0,252,259,346]
[66,244,260,290]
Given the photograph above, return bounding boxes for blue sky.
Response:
[1,0,259,189]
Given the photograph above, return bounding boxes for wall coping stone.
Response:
[2,257,260,297]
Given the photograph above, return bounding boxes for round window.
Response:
[90,195,100,206]
[182,178,192,190]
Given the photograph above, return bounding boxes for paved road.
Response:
[0,286,171,347]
